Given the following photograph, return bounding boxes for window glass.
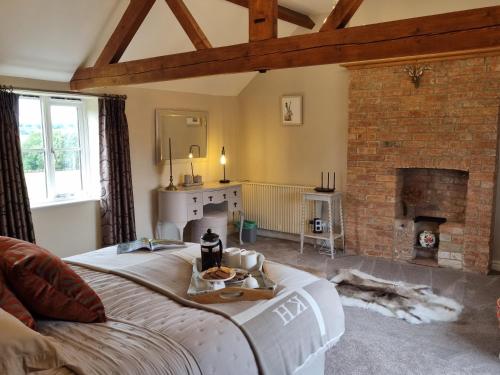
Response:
[50,104,83,198]
[54,150,83,197]
[19,97,47,202]
[19,97,44,148]
[50,105,80,148]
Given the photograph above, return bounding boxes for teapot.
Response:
[200,229,223,271]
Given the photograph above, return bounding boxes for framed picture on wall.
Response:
[281,95,303,125]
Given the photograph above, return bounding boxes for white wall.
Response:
[237,65,349,189]
[30,201,100,258]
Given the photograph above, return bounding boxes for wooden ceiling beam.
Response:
[249,0,278,42]
[320,0,364,31]
[225,0,315,30]
[164,0,211,49]
[71,6,500,90]
[94,0,156,67]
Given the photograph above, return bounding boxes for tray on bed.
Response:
[187,256,277,304]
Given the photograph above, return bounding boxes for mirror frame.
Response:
[155,108,208,163]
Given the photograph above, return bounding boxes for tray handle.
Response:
[218,291,245,300]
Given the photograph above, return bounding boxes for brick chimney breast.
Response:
[345,56,500,273]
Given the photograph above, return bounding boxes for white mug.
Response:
[241,250,258,270]
[224,248,241,269]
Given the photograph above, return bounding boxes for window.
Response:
[18,95,98,205]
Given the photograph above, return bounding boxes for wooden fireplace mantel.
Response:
[341,47,500,70]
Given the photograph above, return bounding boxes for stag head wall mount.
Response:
[404,65,431,88]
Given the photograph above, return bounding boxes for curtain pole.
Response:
[0,85,126,100]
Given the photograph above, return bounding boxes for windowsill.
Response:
[30,197,100,210]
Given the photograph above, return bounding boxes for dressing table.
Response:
[157,182,242,240]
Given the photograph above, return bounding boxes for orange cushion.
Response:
[0,271,36,329]
[0,236,106,323]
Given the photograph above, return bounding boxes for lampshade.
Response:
[189,152,193,159]
[219,146,229,183]
[220,146,226,165]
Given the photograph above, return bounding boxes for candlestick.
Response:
[169,138,172,171]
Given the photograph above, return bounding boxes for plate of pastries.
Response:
[200,266,236,282]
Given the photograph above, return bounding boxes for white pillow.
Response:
[0,308,76,374]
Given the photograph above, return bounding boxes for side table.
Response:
[300,190,345,259]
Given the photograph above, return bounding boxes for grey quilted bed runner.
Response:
[65,245,345,374]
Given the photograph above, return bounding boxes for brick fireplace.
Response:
[394,168,468,268]
[345,55,500,273]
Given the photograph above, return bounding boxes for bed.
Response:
[38,243,345,375]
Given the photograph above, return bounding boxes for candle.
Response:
[169,137,173,171]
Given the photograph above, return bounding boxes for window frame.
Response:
[19,94,94,206]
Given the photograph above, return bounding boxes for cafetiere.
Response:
[200,229,223,271]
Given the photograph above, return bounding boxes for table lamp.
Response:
[219,146,230,184]
[188,144,200,179]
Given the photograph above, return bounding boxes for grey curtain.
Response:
[0,87,35,242]
[99,96,136,246]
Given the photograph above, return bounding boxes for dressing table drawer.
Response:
[218,190,229,202]
[228,186,241,212]
[188,192,203,206]
[229,198,241,212]
[229,186,241,200]
[187,193,203,220]
[203,191,223,205]
[187,205,203,220]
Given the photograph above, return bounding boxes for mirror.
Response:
[156,109,208,162]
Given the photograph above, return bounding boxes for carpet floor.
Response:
[228,234,500,374]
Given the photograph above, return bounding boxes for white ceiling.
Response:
[0,0,335,95]
[0,0,121,82]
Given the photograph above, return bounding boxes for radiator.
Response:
[242,182,313,235]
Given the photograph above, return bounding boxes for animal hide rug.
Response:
[330,269,463,324]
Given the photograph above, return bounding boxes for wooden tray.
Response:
[187,257,277,304]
